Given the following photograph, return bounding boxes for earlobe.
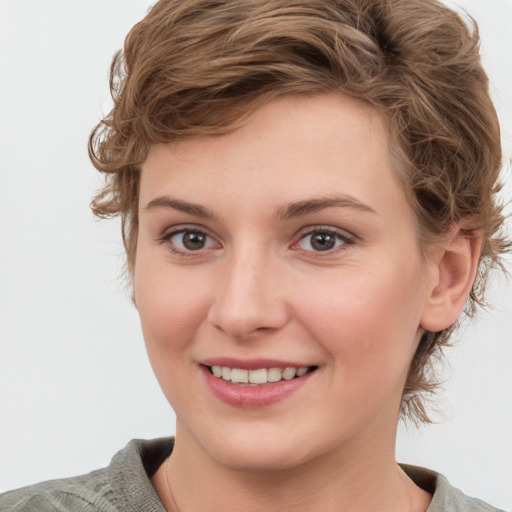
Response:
[420,229,482,333]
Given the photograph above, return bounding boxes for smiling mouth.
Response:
[205,365,317,385]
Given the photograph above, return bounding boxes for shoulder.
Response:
[0,438,174,512]
[401,464,506,512]
[0,468,115,512]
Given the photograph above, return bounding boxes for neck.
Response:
[153,422,430,512]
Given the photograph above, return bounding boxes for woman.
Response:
[1,0,509,510]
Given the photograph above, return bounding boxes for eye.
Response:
[163,228,220,254]
[295,228,351,252]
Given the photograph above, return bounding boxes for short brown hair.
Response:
[89,0,509,423]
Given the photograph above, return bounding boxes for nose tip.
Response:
[208,308,282,341]
[207,256,289,340]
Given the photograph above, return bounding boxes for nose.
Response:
[207,246,289,340]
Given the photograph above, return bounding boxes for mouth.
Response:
[204,365,317,386]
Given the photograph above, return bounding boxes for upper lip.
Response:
[200,357,314,370]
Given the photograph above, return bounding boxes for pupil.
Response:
[311,233,336,251]
[183,232,206,250]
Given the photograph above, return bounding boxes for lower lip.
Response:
[202,366,314,408]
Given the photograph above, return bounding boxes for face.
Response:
[134,94,438,473]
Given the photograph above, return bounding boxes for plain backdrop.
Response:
[0,0,511,508]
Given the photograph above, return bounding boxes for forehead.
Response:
[140,93,399,205]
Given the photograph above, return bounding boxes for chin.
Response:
[186,421,329,474]
[208,441,312,474]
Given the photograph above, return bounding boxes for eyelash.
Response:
[158,227,219,257]
[158,225,354,257]
[293,227,354,255]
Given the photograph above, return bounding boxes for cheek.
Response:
[134,263,215,410]
[134,261,212,356]
[296,261,425,373]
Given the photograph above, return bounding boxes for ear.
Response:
[420,228,482,333]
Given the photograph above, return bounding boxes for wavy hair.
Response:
[89,0,509,423]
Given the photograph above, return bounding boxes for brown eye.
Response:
[296,229,349,252]
[309,232,337,251]
[181,231,207,250]
[167,229,219,253]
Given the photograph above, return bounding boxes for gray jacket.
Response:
[0,438,505,511]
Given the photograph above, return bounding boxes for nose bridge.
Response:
[207,241,288,339]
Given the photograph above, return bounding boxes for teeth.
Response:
[231,368,249,383]
[296,367,308,377]
[210,365,310,385]
[248,368,267,384]
[281,367,297,380]
[267,368,282,383]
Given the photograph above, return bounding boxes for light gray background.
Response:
[0,0,511,509]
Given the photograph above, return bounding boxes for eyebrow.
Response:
[275,195,377,219]
[144,196,217,219]
[143,194,377,220]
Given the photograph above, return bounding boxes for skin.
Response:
[134,94,476,512]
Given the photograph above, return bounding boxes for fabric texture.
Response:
[0,437,505,511]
